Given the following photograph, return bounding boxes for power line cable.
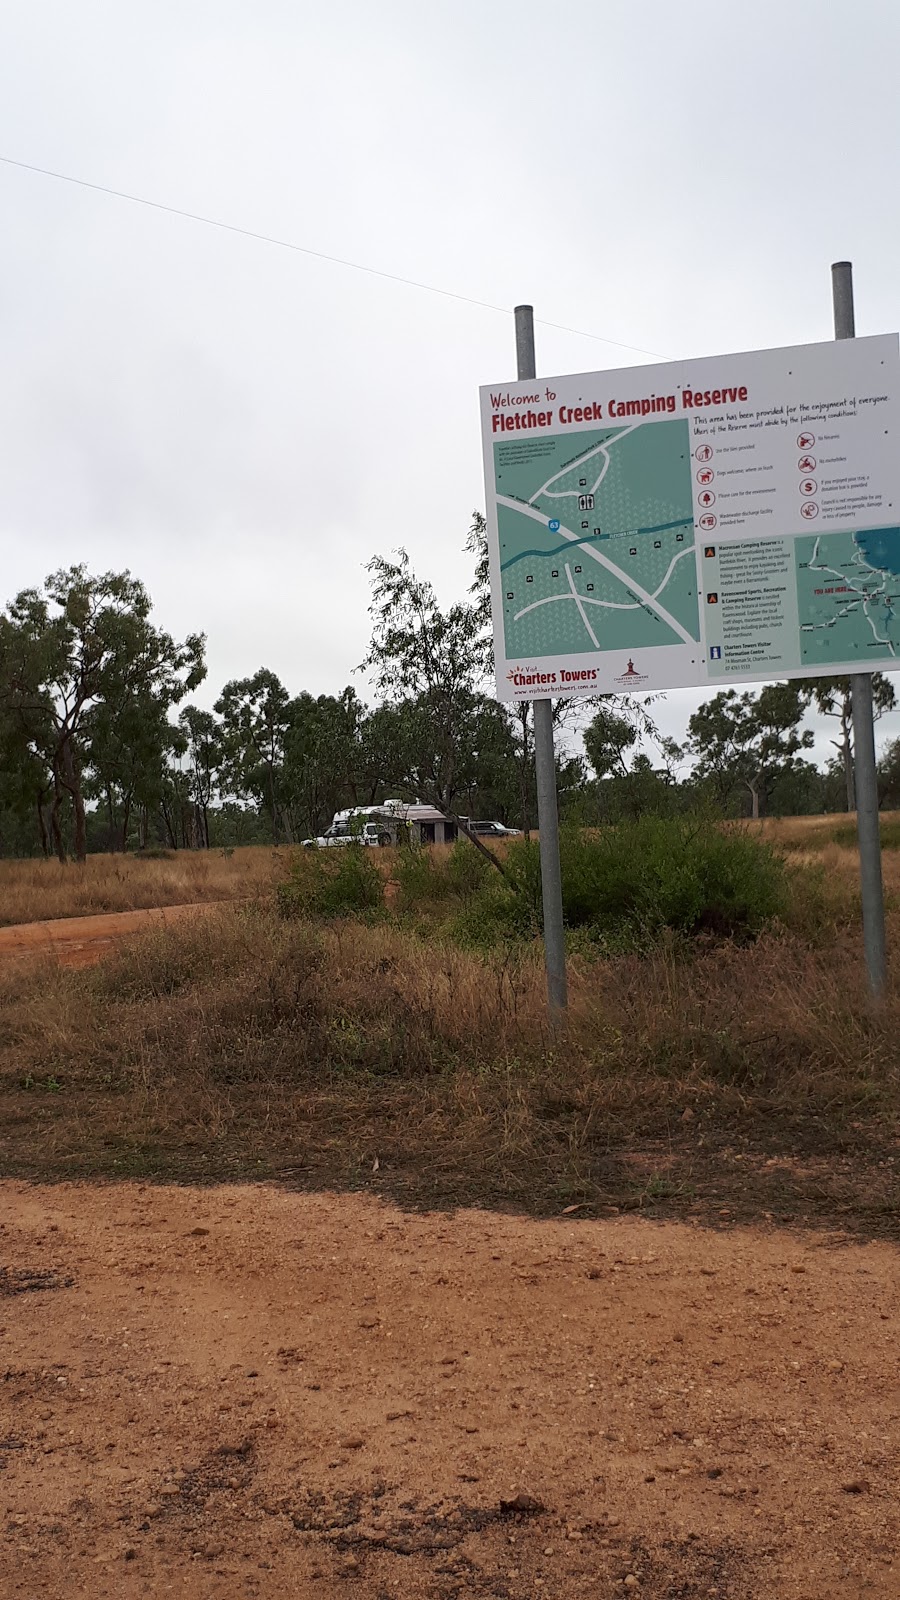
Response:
[0,153,665,360]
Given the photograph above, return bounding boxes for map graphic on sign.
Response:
[796,529,900,665]
[495,419,698,661]
[481,335,900,699]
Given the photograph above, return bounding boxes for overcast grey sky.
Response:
[2,0,900,764]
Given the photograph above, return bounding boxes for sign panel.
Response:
[479,335,900,699]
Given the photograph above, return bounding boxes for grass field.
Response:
[0,844,291,925]
[1,816,899,1231]
[3,816,899,928]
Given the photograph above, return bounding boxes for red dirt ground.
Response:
[0,904,213,969]
[1,1182,898,1598]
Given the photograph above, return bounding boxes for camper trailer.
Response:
[301,800,457,849]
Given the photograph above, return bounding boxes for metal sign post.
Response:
[514,304,568,1018]
[831,261,887,999]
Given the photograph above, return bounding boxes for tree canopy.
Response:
[1,542,897,860]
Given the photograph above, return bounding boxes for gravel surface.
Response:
[1,1182,897,1597]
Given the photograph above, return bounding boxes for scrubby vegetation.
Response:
[276,818,827,954]
[1,888,898,1226]
[1,819,897,1230]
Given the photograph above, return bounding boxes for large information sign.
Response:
[480,335,900,699]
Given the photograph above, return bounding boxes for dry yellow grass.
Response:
[756,813,854,841]
[1,899,898,1226]
[3,817,897,929]
[0,845,292,926]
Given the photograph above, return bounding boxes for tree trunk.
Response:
[267,767,278,843]
[747,778,760,821]
[50,780,66,864]
[840,703,855,812]
[161,798,177,850]
[121,793,133,852]
[517,703,532,838]
[58,737,87,863]
[36,789,50,858]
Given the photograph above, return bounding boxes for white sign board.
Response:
[479,335,900,699]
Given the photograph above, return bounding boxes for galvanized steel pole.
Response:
[514,304,568,1018]
[831,260,887,998]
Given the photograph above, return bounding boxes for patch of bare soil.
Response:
[0,904,216,969]
[1,1183,897,1598]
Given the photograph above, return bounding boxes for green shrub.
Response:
[446,837,493,897]
[452,817,794,950]
[278,846,384,919]
[394,842,454,907]
[561,818,788,941]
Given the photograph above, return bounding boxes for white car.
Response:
[301,820,392,848]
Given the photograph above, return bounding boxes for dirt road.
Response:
[1,1183,897,1599]
[0,903,214,969]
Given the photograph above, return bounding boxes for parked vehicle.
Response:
[302,817,387,848]
[301,801,458,849]
[468,820,521,837]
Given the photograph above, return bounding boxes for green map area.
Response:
[495,418,700,660]
[796,527,900,666]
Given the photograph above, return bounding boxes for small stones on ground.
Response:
[624,1576,640,1589]
[339,1435,364,1450]
[841,1479,868,1494]
[499,1491,544,1516]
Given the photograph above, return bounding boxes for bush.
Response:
[454,817,795,950]
[278,846,385,919]
[394,842,454,908]
[394,837,495,912]
[446,836,493,897]
[563,818,788,942]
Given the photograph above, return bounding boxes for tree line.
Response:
[2,526,899,860]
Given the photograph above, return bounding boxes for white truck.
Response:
[301,801,459,849]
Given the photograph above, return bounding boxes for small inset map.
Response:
[796,527,900,664]
[495,419,699,661]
